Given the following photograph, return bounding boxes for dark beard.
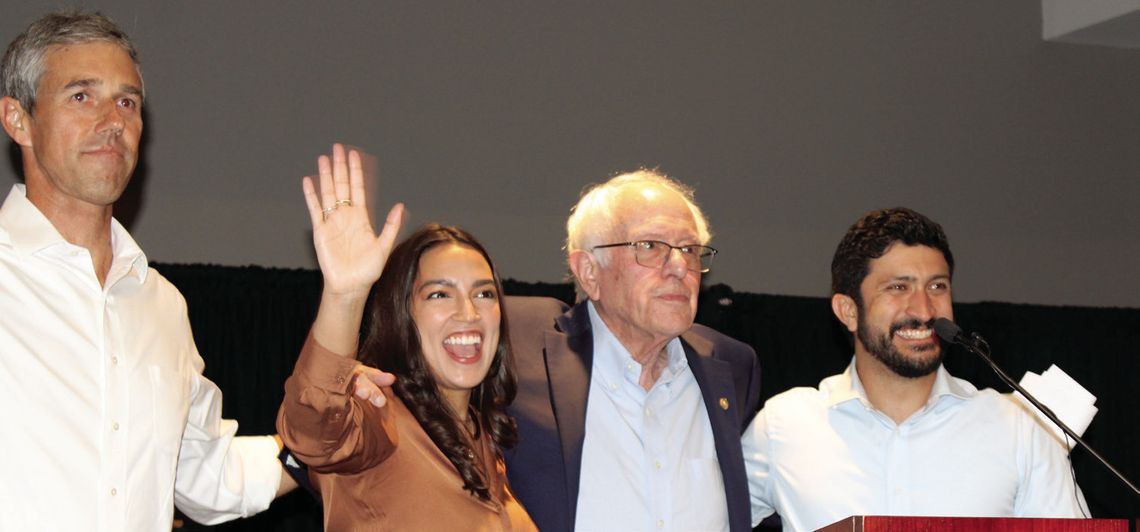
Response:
[856,316,942,378]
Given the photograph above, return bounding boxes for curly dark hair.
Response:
[830,207,954,307]
[358,224,518,501]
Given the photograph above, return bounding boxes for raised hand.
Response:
[303,144,405,364]
[302,143,404,298]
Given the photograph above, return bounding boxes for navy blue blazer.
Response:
[504,297,762,532]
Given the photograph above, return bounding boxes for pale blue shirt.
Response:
[574,302,728,532]
[743,360,1088,531]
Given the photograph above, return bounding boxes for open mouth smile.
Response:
[442,332,484,364]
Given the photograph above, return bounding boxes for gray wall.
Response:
[4,1,1138,307]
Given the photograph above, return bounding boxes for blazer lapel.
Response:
[682,330,752,532]
[683,331,740,427]
[545,303,594,520]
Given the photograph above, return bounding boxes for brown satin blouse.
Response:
[277,337,537,532]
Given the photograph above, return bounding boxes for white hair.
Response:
[564,169,712,265]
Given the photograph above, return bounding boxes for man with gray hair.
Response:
[504,170,762,531]
[0,11,292,530]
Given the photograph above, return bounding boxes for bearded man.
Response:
[742,207,1087,531]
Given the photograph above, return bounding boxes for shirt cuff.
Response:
[230,435,285,517]
[295,334,359,395]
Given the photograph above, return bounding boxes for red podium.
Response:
[817,516,1130,532]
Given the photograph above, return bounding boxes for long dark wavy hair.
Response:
[357,224,518,501]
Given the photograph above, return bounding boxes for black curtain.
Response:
[155,264,1139,529]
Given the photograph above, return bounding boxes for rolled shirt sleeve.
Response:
[174,359,283,524]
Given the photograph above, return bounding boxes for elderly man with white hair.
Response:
[503,170,762,532]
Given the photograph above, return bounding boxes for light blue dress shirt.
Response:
[574,302,728,532]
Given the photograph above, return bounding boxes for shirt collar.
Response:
[823,356,976,410]
[0,184,149,285]
[0,184,64,254]
[586,300,686,388]
[108,216,149,285]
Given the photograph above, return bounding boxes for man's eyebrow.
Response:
[631,235,699,244]
[59,79,143,98]
[883,273,951,283]
[62,78,100,91]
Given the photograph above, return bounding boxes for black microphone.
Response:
[932,318,968,346]
[933,318,1140,498]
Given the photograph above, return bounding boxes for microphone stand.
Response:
[954,331,1140,498]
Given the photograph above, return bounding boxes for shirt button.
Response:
[336,375,346,384]
[110,488,117,496]
[656,519,664,528]
[644,407,652,416]
[609,383,618,391]
[112,422,120,431]
[111,356,118,365]
[654,461,662,470]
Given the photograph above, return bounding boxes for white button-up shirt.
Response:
[743,359,1088,531]
[0,185,281,531]
[575,302,727,532]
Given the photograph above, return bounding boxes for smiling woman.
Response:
[276,144,535,531]
[404,242,502,415]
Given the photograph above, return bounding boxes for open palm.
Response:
[302,144,404,297]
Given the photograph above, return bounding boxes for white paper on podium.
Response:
[1006,364,1097,451]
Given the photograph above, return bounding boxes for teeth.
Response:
[895,328,933,340]
[443,333,482,346]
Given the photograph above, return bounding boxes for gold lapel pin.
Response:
[719,397,729,410]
